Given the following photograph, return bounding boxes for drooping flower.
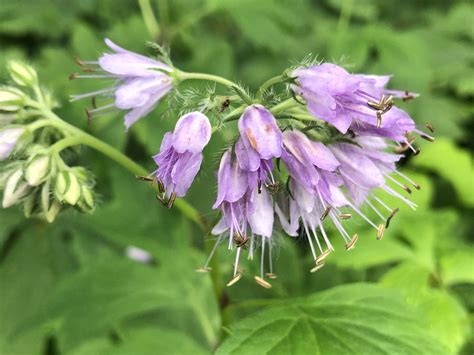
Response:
[291,63,431,147]
[152,112,211,206]
[198,150,276,288]
[71,38,174,129]
[330,136,418,219]
[276,130,358,268]
[0,127,24,160]
[235,104,282,190]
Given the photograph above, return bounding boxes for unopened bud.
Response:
[7,61,38,87]
[0,88,24,112]
[0,127,25,160]
[2,169,30,208]
[23,194,36,218]
[41,180,51,212]
[25,155,50,186]
[55,171,81,206]
[81,185,95,209]
[45,200,61,223]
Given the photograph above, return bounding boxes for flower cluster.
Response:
[0,62,96,222]
[1,40,434,288]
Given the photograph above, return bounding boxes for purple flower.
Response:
[235,104,282,191]
[291,63,419,142]
[71,38,173,129]
[277,130,354,266]
[152,112,211,203]
[198,150,276,288]
[0,127,24,160]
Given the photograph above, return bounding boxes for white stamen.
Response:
[347,201,379,230]
[70,87,115,101]
[370,193,393,213]
[302,219,318,261]
[365,199,386,220]
[233,247,242,277]
[203,235,223,268]
[382,185,417,210]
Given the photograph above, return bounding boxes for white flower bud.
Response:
[55,171,68,197]
[0,127,25,160]
[24,155,50,186]
[2,169,30,208]
[63,172,81,205]
[81,185,95,209]
[41,180,51,213]
[7,61,38,87]
[45,200,61,223]
[0,88,24,112]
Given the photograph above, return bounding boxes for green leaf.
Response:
[217,283,446,354]
[70,327,208,355]
[412,138,474,206]
[440,249,474,286]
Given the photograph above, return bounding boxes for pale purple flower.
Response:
[277,130,355,266]
[71,38,173,129]
[291,63,425,143]
[152,112,211,203]
[0,127,24,160]
[234,104,282,194]
[199,150,276,288]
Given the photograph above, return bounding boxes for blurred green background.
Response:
[0,0,473,354]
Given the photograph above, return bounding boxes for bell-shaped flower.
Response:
[291,63,425,143]
[0,127,24,160]
[199,150,277,288]
[235,104,282,191]
[152,112,211,205]
[71,38,174,129]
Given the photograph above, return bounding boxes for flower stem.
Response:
[270,98,301,114]
[138,0,161,40]
[176,71,253,104]
[256,74,285,99]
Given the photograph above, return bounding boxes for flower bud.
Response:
[24,155,51,186]
[55,171,81,205]
[2,168,30,208]
[45,200,61,223]
[0,127,25,160]
[81,185,95,209]
[7,61,38,87]
[0,88,24,112]
[23,194,36,218]
[41,180,51,212]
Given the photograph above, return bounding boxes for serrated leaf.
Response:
[217,283,446,355]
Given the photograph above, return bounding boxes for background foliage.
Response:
[0,0,472,354]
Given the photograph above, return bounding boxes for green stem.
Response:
[177,71,253,104]
[270,98,301,115]
[138,0,161,39]
[256,74,285,99]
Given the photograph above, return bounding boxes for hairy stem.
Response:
[256,74,285,99]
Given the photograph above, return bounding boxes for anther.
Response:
[402,185,412,194]
[69,73,79,80]
[402,91,415,102]
[257,179,262,194]
[167,192,177,209]
[265,273,278,279]
[377,223,385,240]
[420,134,435,142]
[91,96,97,109]
[75,57,85,66]
[156,194,168,207]
[320,206,331,221]
[136,175,154,182]
[316,249,332,264]
[345,234,358,250]
[385,208,399,229]
[195,267,212,273]
[376,111,383,128]
[82,67,96,73]
[254,276,272,289]
[425,122,435,133]
[310,262,325,273]
[226,273,242,287]
[157,179,165,193]
[339,213,352,219]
